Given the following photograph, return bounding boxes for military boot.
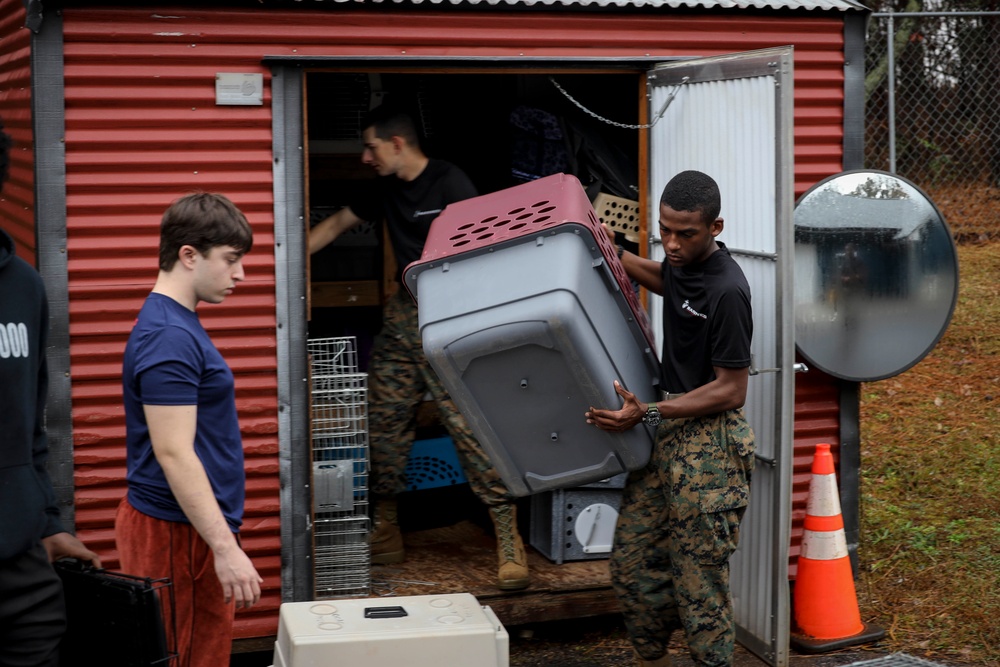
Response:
[489,503,530,591]
[635,650,672,667]
[369,496,405,565]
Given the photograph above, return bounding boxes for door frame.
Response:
[269,59,795,667]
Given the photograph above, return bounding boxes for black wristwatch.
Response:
[641,402,662,427]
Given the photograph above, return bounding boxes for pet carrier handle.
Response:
[364,605,409,619]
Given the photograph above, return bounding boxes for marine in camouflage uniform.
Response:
[610,411,754,666]
[368,289,511,506]
[586,170,754,666]
[308,105,529,590]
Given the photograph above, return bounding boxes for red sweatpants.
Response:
[115,498,235,667]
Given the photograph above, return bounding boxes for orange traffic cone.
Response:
[790,443,885,654]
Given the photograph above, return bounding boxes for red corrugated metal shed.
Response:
[38,4,849,641]
[790,366,843,577]
[0,0,36,262]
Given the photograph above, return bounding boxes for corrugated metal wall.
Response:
[58,5,846,640]
[0,0,36,262]
[789,360,841,577]
[60,8,282,638]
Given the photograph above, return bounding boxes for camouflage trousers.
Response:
[609,409,755,667]
[367,290,513,506]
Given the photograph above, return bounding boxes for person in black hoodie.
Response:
[0,120,101,666]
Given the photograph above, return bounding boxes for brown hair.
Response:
[159,192,253,271]
[362,104,421,149]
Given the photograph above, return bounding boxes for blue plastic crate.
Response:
[404,436,468,491]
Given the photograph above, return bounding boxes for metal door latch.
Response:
[749,354,809,376]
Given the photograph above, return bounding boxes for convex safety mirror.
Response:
[793,170,959,382]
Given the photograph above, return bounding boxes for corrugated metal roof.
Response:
[303,0,869,11]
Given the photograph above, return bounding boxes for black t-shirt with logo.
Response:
[659,242,753,393]
[349,159,477,282]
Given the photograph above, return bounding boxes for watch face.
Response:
[643,405,661,426]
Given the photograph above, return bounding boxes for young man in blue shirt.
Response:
[117,192,262,667]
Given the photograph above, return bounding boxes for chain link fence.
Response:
[864,8,1000,242]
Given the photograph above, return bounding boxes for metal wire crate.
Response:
[312,515,371,598]
[308,336,360,378]
[311,374,368,439]
[845,656,951,667]
[308,337,371,599]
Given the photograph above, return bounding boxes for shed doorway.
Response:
[301,67,649,627]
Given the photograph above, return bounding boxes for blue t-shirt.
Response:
[122,293,245,531]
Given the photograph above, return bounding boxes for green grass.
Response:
[858,241,1000,665]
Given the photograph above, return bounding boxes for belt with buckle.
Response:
[661,391,687,401]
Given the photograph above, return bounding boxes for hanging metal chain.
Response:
[548,75,688,130]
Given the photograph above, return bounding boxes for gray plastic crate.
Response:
[529,485,624,564]
[404,175,660,497]
[579,471,628,490]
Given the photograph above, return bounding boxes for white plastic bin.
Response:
[272,593,508,667]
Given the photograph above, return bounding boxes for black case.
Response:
[54,559,174,666]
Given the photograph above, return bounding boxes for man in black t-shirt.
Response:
[586,171,755,667]
[309,106,528,591]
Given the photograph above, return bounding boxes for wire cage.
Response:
[307,336,371,599]
[309,335,360,378]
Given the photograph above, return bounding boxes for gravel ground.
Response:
[233,613,903,667]
[505,614,895,667]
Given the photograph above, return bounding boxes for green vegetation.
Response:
[858,241,1000,665]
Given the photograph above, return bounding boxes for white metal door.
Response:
[647,46,796,667]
